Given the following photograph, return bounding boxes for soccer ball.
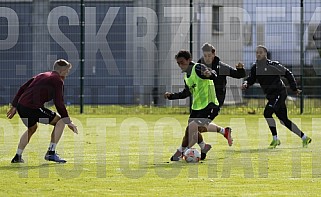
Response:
[183,148,201,163]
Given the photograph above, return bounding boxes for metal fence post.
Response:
[300,0,304,114]
[80,0,85,113]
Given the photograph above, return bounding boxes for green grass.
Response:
[1,113,321,196]
[1,98,321,115]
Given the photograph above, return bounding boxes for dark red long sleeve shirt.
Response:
[12,71,69,119]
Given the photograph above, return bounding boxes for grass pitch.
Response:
[1,113,321,196]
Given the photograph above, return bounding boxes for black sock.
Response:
[269,126,277,136]
[48,151,55,155]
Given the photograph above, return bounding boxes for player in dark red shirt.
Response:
[7,59,78,163]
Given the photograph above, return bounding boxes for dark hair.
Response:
[257,45,268,53]
[175,50,192,60]
[201,43,215,53]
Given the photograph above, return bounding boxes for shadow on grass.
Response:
[230,148,283,154]
[0,163,61,171]
[231,146,310,154]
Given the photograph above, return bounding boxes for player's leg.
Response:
[170,109,209,161]
[11,105,38,163]
[197,103,233,146]
[34,107,67,163]
[197,104,220,159]
[170,122,201,161]
[264,97,280,149]
[43,114,67,163]
[170,110,199,161]
[11,123,38,163]
[18,124,38,150]
[206,123,233,146]
[170,104,216,161]
[195,103,233,147]
[49,114,65,144]
[170,126,189,161]
[186,121,200,148]
[171,125,203,161]
[275,105,311,147]
[274,95,304,137]
[264,106,278,135]
[197,128,208,149]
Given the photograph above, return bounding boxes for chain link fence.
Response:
[0,0,320,114]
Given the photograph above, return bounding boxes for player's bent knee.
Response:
[198,126,208,133]
[188,121,199,131]
[187,122,198,137]
[50,114,61,126]
[28,124,38,133]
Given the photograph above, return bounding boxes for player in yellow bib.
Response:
[184,63,219,109]
[164,50,231,161]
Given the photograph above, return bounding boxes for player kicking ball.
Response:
[164,50,231,161]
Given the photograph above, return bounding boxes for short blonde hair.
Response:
[53,59,71,71]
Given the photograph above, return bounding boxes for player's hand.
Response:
[203,69,212,78]
[295,89,302,96]
[241,81,248,90]
[164,92,172,99]
[68,122,78,134]
[7,106,17,119]
[201,66,213,78]
[235,62,244,69]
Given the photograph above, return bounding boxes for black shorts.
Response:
[16,104,56,128]
[266,92,287,112]
[188,103,220,126]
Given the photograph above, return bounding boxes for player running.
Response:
[242,45,312,148]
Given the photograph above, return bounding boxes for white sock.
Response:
[301,135,307,140]
[48,142,57,151]
[273,135,278,140]
[219,128,225,135]
[16,149,23,155]
[198,141,206,149]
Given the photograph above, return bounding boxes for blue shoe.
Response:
[44,152,67,163]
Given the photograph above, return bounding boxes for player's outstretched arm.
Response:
[232,62,246,78]
[235,62,244,69]
[164,84,191,100]
[217,61,245,78]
